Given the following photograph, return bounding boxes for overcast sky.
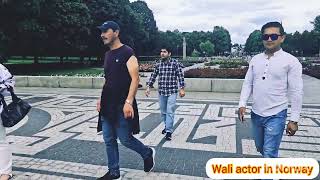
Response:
[130,0,320,44]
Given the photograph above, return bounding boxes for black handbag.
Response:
[0,87,31,127]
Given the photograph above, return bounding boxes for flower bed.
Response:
[218,63,241,68]
[301,59,320,79]
[303,65,320,79]
[185,67,248,79]
[205,59,249,70]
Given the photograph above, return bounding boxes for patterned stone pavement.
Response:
[5,92,320,179]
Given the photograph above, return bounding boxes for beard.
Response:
[160,56,170,61]
[103,36,116,46]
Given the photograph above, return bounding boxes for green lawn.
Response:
[4,57,104,76]
[6,59,34,64]
[36,68,104,76]
[6,56,98,65]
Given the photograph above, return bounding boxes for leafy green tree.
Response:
[42,0,92,60]
[191,49,200,57]
[312,15,320,32]
[156,30,183,56]
[85,0,147,56]
[212,26,231,55]
[184,31,212,56]
[130,0,158,55]
[311,15,320,56]
[200,40,215,56]
[0,0,47,63]
[0,31,9,62]
[300,30,319,56]
[244,30,264,54]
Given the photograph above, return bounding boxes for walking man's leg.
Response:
[100,116,120,179]
[251,112,264,155]
[159,95,168,134]
[117,114,155,172]
[165,93,177,140]
[263,110,287,158]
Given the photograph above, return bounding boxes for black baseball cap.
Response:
[97,21,120,32]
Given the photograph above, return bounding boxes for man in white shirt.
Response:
[238,22,303,158]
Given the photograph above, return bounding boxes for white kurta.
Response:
[239,49,303,122]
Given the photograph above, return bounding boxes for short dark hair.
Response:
[261,21,285,35]
[160,46,172,53]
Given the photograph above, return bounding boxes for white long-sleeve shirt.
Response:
[0,63,15,113]
[239,49,303,122]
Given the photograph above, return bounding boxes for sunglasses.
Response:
[262,34,282,41]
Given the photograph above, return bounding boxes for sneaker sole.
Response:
[147,147,156,173]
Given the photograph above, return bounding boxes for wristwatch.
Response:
[125,99,132,106]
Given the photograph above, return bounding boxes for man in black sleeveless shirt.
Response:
[96,21,155,180]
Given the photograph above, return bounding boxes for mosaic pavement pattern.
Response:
[4,93,320,179]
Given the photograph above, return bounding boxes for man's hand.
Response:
[286,121,298,136]
[145,87,150,97]
[123,103,134,119]
[238,107,246,122]
[96,99,101,112]
[179,88,185,98]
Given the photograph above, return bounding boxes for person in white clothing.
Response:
[238,22,303,159]
[0,64,15,180]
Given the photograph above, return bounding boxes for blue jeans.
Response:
[251,109,287,158]
[159,93,177,133]
[101,114,151,175]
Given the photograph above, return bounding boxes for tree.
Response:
[311,15,320,56]
[42,0,92,60]
[0,0,92,63]
[212,26,231,55]
[244,30,264,54]
[283,31,302,56]
[84,0,147,56]
[199,40,215,56]
[0,0,47,63]
[157,30,183,56]
[0,31,9,62]
[183,32,195,55]
[232,43,242,51]
[184,31,213,56]
[312,15,320,32]
[130,1,158,55]
[191,49,200,57]
[300,30,318,56]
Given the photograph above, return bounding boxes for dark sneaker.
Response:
[97,171,120,180]
[162,129,166,134]
[144,147,156,172]
[165,132,172,141]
